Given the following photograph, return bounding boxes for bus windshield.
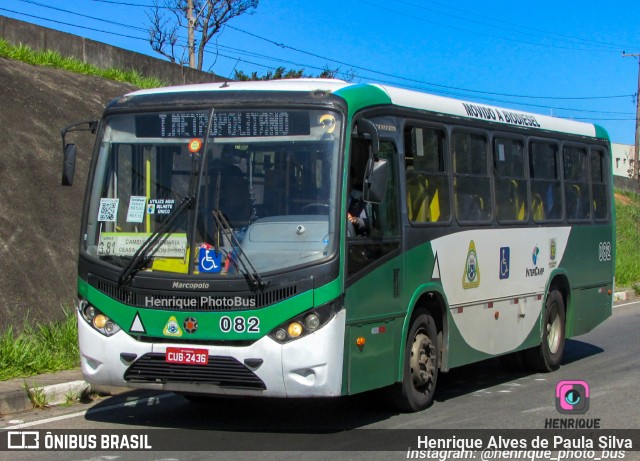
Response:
[84,108,342,277]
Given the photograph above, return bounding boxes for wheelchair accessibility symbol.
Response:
[499,247,510,280]
[199,248,222,273]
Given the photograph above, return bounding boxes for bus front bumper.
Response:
[77,309,346,398]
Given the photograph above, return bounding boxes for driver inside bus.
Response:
[347,167,370,236]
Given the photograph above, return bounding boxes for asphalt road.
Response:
[2,300,639,461]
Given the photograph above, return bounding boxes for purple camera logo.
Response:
[555,380,590,414]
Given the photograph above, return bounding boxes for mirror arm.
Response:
[356,119,379,160]
[61,120,98,150]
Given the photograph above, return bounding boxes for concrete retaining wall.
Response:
[0,15,223,86]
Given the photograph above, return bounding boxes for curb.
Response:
[0,370,129,417]
[614,289,636,303]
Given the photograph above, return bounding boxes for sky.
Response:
[1,0,639,145]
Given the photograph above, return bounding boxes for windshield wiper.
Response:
[118,195,194,286]
[211,172,267,290]
[211,209,267,291]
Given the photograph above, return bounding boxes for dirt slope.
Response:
[0,57,137,330]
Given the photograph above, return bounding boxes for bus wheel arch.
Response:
[526,279,568,372]
[392,291,446,412]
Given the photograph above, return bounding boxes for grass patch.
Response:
[0,308,79,381]
[23,381,49,409]
[0,38,165,88]
[615,190,640,287]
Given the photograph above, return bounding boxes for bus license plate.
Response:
[165,347,209,365]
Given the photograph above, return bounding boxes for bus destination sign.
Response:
[135,111,310,138]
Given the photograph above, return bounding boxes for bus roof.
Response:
[126,79,600,139]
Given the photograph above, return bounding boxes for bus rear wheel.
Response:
[525,288,565,372]
[392,312,439,412]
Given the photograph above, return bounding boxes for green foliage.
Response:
[233,65,354,81]
[0,308,79,381]
[23,381,50,409]
[0,38,165,88]
[615,190,640,287]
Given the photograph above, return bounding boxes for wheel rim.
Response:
[410,330,436,392]
[546,305,561,354]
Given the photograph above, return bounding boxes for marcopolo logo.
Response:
[172,281,210,289]
[556,380,590,414]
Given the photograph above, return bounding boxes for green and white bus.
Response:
[63,79,614,411]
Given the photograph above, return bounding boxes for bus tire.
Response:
[526,288,566,372]
[392,312,439,412]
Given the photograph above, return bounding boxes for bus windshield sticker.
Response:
[198,247,223,274]
[98,232,187,258]
[97,198,119,222]
[319,114,336,134]
[135,111,311,138]
[126,196,147,223]
[147,198,175,215]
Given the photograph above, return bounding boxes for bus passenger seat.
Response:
[567,184,582,219]
[532,193,544,221]
[406,175,430,222]
[429,187,441,222]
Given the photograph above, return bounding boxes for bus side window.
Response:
[347,139,400,277]
[404,126,450,224]
[530,141,562,222]
[563,145,590,221]
[453,131,491,223]
[494,137,527,223]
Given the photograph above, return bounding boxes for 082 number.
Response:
[220,316,260,333]
[598,241,612,262]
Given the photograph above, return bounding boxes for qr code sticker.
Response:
[98,198,119,222]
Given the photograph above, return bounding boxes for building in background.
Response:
[612,143,638,192]
[612,143,637,178]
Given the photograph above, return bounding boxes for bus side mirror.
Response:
[363,157,388,204]
[62,143,77,186]
[60,120,97,186]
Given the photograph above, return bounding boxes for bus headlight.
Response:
[268,299,342,344]
[287,322,303,338]
[78,298,121,337]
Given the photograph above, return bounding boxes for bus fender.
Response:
[396,283,450,381]
[543,268,571,337]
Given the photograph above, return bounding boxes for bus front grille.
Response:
[88,274,309,311]
[124,353,266,390]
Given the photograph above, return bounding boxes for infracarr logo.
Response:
[556,380,590,414]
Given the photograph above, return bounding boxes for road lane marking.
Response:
[1,393,175,430]
[613,300,639,309]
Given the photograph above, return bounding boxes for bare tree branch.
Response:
[147,0,259,71]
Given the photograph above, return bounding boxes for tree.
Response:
[233,66,356,81]
[147,0,259,71]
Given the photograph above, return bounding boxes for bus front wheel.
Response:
[526,288,566,372]
[392,312,439,412]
